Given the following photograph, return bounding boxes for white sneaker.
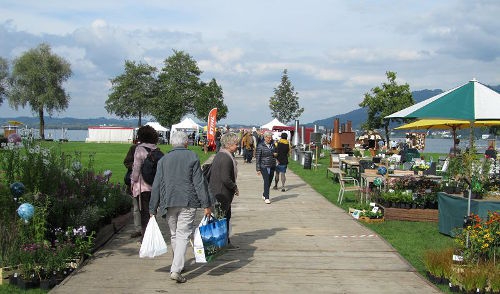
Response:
[265,199,271,204]
[262,196,265,200]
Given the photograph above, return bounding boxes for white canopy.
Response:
[260,118,286,130]
[145,121,169,132]
[170,118,202,142]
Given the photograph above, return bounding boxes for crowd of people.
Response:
[123,125,291,283]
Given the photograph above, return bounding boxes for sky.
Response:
[1,0,499,126]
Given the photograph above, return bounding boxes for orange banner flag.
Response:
[207,108,218,143]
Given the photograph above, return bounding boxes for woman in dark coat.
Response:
[208,132,239,249]
[255,131,276,204]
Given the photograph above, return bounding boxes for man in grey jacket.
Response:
[150,131,213,283]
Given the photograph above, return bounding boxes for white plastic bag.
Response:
[193,215,210,263]
[139,217,167,258]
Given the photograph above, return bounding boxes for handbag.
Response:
[124,169,132,186]
[193,215,228,263]
[139,217,168,258]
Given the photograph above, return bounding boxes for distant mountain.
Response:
[308,85,500,130]
[3,85,499,130]
[307,89,442,130]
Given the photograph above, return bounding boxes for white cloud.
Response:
[1,0,500,125]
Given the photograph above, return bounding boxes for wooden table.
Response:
[388,173,442,181]
[341,158,360,177]
[360,171,383,203]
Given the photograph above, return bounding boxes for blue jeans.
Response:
[260,166,275,199]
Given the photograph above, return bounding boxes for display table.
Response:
[438,192,500,236]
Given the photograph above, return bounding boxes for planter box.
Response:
[383,206,438,222]
[358,216,385,223]
[0,266,19,285]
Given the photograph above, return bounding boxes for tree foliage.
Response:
[358,71,414,144]
[194,78,228,122]
[9,43,72,139]
[0,57,8,106]
[153,50,202,127]
[106,60,157,127]
[269,69,304,124]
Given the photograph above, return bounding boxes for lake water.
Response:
[12,129,499,154]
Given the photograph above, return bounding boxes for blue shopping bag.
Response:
[193,215,228,263]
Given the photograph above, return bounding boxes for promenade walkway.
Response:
[52,154,439,293]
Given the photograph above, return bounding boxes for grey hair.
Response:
[263,131,273,138]
[170,131,188,147]
[221,132,239,148]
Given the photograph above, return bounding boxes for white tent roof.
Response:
[171,118,201,132]
[260,118,286,130]
[146,121,169,132]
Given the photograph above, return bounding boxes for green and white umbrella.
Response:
[386,79,500,217]
[385,78,500,121]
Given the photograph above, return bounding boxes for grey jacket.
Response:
[149,147,213,216]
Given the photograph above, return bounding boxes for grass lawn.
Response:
[1,142,452,293]
[287,150,455,281]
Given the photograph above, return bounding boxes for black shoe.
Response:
[226,243,240,250]
[273,186,278,190]
[130,231,142,238]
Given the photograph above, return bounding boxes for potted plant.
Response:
[423,247,453,284]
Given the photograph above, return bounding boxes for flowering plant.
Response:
[454,212,500,264]
[412,161,430,171]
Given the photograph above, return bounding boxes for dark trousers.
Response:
[139,191,151,238]
[260,166,275,199]
[244,148,253,163]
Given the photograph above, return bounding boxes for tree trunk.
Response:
[39,108,45,140]
[138,111,142,127]
[384,123,390,148]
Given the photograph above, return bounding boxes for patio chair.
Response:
[338,172,361,204]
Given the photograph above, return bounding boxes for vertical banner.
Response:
[207,108,218,147]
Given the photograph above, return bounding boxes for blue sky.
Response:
[1,0,499,126]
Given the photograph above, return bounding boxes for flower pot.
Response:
[40,277,57,290]
[17,276,40,290]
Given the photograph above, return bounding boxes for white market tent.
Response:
[260,118,286,130]
[86,126,134,143]
[170,118,202,141]
[146,121,169,132]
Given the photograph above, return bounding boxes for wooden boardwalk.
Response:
[52,155,440,293]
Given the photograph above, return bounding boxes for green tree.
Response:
[9,43,72,139]
[0,57,8,106]
[359,71,414,144]
[106,60,157,127]
[269,69,304,124]
[154,50,202,128]
[194,78,228,122]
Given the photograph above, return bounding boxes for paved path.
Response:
[52,155,440,293]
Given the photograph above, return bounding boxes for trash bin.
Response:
[303,151,312,169]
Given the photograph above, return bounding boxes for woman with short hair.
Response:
[255,131,276,204]
[209,132,239,248]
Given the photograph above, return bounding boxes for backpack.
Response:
[141,146,164,185]
[201,163,212,182]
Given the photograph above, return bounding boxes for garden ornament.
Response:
[10,182,25,200]
[373,177,383,187]
[377,166,387,176]
[17,203,35,223]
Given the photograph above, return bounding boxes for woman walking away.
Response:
[273,132,291,192]
[209,132,239,249]
[130,125,160,243]
[255,131,276,204]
